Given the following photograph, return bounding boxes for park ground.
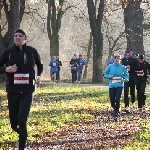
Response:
[0,82,150,149]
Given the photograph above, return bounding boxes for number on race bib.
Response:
[112,77,121,83]
[14,74,29,84]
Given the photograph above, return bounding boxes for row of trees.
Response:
[0,0,150,83]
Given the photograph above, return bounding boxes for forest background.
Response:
[0,0,150,82]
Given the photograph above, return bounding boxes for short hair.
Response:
[52,56,56,60]
[112,53,115,56]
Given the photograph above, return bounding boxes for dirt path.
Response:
[41,82,108,89]
[41,82,150,94]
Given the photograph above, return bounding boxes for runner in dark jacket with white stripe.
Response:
[0,28,43,150]
[135,55,150,111]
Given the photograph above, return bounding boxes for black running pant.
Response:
[71,71,77,83]
[109,87,123,113]
[124,80,135,107]
[7,92,33,150]
[136,82,146,108]
[56,71,60,81]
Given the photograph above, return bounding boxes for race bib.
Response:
[112,77,121,83]
[53,63,56,66]
[136,70,144,76]
[71,67,76,70]
[125,66,130,71]
[14,73,29,84]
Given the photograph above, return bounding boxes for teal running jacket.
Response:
[103,63,129,88]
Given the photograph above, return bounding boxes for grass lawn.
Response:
[0,84,150,149]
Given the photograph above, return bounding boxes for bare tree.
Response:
[102,2,126,58]
[0,0,25,55]
[46,0,66,57]
[87,0,104,83]
[83,32,92,79]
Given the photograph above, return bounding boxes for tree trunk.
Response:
[47,0,64,58]
[0,1,3,56]
[87,0,104,83]
[93,33,103,83]
[8,0,20,45]
[50,34,59,57]
[124,1,144,55]
[83,32,92,79]
[0,0,25,50]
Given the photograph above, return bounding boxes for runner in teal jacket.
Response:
[103,54,129,122]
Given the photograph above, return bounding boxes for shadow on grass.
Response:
[0,133,131,149]
[26,133,131,149]
[0,95,7,102]
[0,105,8,112]
[29,107,149,130]
[33,90,109,104]
[0,141,17,149]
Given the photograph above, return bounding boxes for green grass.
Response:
[0,84,150,149]
[122,119,150,150]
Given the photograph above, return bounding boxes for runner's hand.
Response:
[5,64,18,73]
[109,75,113,79]
[121,78,125,82]
[35,76,41,86]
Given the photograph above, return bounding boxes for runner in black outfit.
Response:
[135,55,150,111]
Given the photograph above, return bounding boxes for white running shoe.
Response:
[132,103,135,111]
[142,105,146,112]
[125,107,130,114]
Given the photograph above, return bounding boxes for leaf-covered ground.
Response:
[3,110,150,150]
[0,85,150,150]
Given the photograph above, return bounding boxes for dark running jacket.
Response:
[121,56,139,80]
[69,58,79,73]
[56,59,62,71]
[0,44,43,93]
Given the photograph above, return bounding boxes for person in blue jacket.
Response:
[107,53,114,65]
[103,54,129,121]
[49,56,58,82]
[77,54,86,83]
